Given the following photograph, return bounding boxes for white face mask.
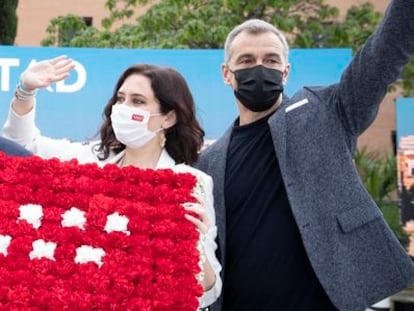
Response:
[110,104,162,149]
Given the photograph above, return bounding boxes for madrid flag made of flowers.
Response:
[0,153,202,310]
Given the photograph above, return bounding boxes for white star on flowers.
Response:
[0,235,12,256]
[61,207,86,230]
[29,239,57,261]
[104,212,130,235]
[75,245,105,268]
[18,204,43,229]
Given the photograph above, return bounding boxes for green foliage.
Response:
[294,3,381,49]
[353,148,408,243]
[41,15,89,47]
[40,0,342,49]
[381,203,408,246]
[354,148,397,205]
[0,0,19,45]
[401,56,414,97]
[40,0,414,95]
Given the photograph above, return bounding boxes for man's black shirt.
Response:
[223,115,335,310]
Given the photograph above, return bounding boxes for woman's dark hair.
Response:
[96,64,205,165]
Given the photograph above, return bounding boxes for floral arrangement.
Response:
[0,153,202,310]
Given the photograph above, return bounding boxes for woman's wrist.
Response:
[18,79,37,94]
[14,81,36,102]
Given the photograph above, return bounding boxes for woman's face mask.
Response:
[110,104,162,149]
[231,65,284,112]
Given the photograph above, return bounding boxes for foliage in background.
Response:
[381,203,407,247]
[0,0,18,45]
[354,148,407,244]
[354,148,397,205]
[40,0,414,96]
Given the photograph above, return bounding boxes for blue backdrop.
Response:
[0,46,351,140]
[396,98,414,148]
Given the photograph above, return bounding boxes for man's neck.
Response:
[238,97,282,126]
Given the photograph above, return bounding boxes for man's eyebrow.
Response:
[234,53,254,61]
[234,52,282,61]
[264,53,282,60]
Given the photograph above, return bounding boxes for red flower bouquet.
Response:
[0,153,203,310]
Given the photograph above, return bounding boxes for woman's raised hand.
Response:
[20,55,76,91]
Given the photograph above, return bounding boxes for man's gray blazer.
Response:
[195,0,414,310]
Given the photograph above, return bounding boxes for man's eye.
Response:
[266,59,278,64]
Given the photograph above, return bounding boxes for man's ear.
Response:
[282,63,291,85]
[162,110,177,129]
[222,63,232,85]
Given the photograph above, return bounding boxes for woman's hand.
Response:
[20,55,75,91]
[182,197,209,234]
[183,198,216,292]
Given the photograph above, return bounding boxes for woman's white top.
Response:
[3,105,222,308]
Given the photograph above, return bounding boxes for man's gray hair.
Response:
[224,19,290,64]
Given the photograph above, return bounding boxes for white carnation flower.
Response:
[18,204,43,229]
[104,212,130,235]
[61,207,86,230]
[29,239,56,260]
[75,245,105,267]
[0,235,12,256]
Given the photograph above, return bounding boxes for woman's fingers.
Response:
[184,214,209,234]
[51,59,76,82]
[21,57,76,89]
[183,202,209,234]
[49,55,69,65]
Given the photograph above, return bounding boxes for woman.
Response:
[3,56,221,309]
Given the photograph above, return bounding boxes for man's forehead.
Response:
[229,31,285,58]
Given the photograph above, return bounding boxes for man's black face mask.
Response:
[232,65,284,112]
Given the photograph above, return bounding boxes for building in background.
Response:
[14,0,396,154]
[14,0,157,46]
[398,135,414,223]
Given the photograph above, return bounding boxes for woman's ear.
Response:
[162,110,177,129]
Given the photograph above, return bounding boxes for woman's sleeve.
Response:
[3,102,99,162]
[199,174,222,308]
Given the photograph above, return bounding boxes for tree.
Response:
[41,0,414,96]
[353,148,397,205]
[0,0,19,45]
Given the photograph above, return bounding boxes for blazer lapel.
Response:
[268,97,290,167]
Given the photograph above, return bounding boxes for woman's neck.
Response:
[121,143,163,169]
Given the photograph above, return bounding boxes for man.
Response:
[0,136,32,156]
[195,0,414,310]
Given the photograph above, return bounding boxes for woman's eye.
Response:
[115,96,125,104]
[132,98,145,105]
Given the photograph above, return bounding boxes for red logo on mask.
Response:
[131,114,144,122]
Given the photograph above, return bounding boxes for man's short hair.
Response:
[224,19,290,64]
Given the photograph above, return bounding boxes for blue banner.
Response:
[0,46,351,140]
